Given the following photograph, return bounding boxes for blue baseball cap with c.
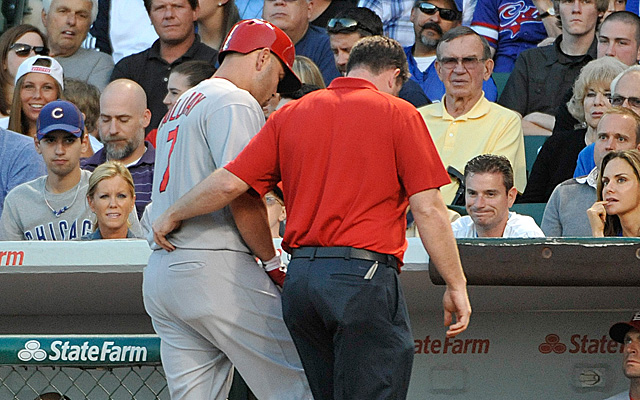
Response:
[36,100,84,140]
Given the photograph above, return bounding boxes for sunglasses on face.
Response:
[10,43,49,57]
[327,17,376,35]
[416,2,461,21]
[611,95,640,108]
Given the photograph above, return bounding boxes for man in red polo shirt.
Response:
[153,35,471,400]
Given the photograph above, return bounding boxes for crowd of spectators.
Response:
[2,0,640,240]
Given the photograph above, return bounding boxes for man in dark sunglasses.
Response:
[405,0,498,102]
[327,7,430,107]
[41,0,114,91]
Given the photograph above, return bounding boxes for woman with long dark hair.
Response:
[588,150,640,237]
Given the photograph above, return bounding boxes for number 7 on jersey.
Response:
[159,126,179,192]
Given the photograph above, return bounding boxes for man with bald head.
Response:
[81,79,154,218]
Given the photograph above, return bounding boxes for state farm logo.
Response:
[539,334,567,354]
[18,340,47,361]
[538,333,623,354]
[16,339,149,362]
[414,335,490,354]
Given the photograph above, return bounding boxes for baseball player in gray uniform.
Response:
[143,20,312,400]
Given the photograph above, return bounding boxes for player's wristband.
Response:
[263,255,283,272]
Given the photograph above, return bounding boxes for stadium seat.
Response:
[491,72,510,98]
[524,135,548,176]
[509,202,546,226]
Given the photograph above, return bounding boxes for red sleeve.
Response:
[395,107,450,196]
[224,116,281,197]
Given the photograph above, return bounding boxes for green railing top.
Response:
[0,335,161,366]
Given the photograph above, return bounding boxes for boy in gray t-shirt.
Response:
[0,100,91,240]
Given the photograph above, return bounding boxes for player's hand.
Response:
[443,286,471,338]
[263,254,286,288]
[152,211,182,252]
[587,200,608,237]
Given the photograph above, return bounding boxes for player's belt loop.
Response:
[309,247,316,261]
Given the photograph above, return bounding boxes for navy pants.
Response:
[282,256,414,400]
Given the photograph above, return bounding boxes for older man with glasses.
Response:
[419,26,526,205]
[405,0,497,102]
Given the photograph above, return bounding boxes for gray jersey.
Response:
[0,170,93,240]
[149,78,265,250]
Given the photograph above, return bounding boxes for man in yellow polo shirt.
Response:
[420,26,525,204]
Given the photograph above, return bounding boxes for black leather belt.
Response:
[291,246,398,270]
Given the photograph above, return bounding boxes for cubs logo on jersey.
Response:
[499,1,540,39]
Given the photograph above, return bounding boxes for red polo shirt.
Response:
[225,77,449,264]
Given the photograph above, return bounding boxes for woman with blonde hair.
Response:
[293,55,326,89]
[588,150,640,237]
[521,56,627,203]
[8,56,64,137]
[84,161,137,240]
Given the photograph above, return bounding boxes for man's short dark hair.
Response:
[144,0,198,12]
[436,26,492,60]
[601,11,640,44]
[346,36,409,84]
[327,7,383,37]
[464,154,514,193]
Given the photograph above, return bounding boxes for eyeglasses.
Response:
[327,17,377,35]
[415,2,461,21]
[10,43,49,57]
[438,56,485,70]
[611,95,640,108]
[265,196,284,206]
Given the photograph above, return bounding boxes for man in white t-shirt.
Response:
[452,154,543,238]
[605,311,640,400]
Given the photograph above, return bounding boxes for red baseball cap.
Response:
[219,19,301,93]
[609,311,640,343]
